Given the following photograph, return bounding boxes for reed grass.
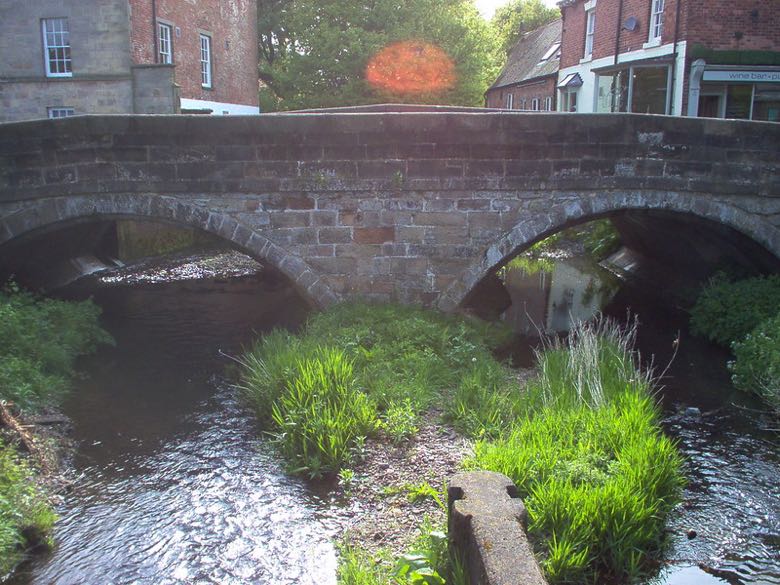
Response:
[469,319,684,584]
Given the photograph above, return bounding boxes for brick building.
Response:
[486,19,562,112]
[557,0,780,121]
[0,0,259,123]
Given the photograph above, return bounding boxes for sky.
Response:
[475,0,560,19]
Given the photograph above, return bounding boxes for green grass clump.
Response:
[730,314,780,411]
[690,273,780,347]
[0,284,113,411]
[0,445,57,575]
[239,303,513,475]
[469,320,684,584]
[271,348,377,477]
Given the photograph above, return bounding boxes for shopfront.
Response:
[695,66,780,122]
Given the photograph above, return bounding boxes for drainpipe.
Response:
[152,0,158,62]
[687,59,706,117]
[614,0,624,68]
[668,0,682,114]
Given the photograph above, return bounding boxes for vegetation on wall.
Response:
[256,0,501,110]
[0,284,112,575]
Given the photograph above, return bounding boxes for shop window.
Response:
[753,85,780,122]
[726,85,752,119]
[597,66,669,114]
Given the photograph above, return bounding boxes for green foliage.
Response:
[468,320,684,584]
[270,349,378,477]
[240,303,513,475]
[730,314,780,411]
[0,444,57,575]
[0,284,113,411]
[690,274,780,347]
[491,0,559,55]
[257,0,501,110]
[576,219,621,260]
[337,517,460,585]
[444,358,523,438]
[382,400,420,444]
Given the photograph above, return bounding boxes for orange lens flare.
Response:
[366,41,456,95]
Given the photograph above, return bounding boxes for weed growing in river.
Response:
[469,319,685,584]
[239,302,511,474]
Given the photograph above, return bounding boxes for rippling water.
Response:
[10,271,340,585]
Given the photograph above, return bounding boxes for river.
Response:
[8,249,780,585]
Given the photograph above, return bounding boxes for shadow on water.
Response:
[500,256,780,585]
[9,260,342,585]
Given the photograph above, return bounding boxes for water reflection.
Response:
[501,256,619,335]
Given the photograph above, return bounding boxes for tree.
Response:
[491,0,559,55]
[257,0,501,111]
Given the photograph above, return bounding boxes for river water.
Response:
[9,261,341,585]
[9,250,780,585]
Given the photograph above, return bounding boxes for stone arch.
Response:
[438,190,780,312]
[0,194,340,309]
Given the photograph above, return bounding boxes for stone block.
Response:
[354,227,394,244]
[448,471,547,585]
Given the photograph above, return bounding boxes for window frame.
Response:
[584,9,596,60]
[649,0,665,42]
[544,97,553,111]
[506,93,514,109]
[531,98,540,111]
[48,107,75,118]
[42,17,72,78]
[157,21,173,64]
[200,33,212,89]
[596,64,671,114]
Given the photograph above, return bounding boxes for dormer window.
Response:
[540,43,561,63]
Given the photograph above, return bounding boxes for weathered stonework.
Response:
[449,471,547,585]
[0,111,778,308]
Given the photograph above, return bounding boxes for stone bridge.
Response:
[0,109,778,309]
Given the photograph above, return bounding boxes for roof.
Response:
[489,18,562,91]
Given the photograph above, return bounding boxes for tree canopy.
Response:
[257,0,501,111]
[491,0,560,55]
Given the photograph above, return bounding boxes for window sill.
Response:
[579,56,593,64]
[643,39,662,49]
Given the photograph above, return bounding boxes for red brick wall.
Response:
[129,0,258,107]
[685,0,779,51]
[485,77,557,110]
[561,0,685,66]
[560,1,587,69]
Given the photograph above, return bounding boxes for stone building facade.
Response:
[0,0,259,123]
[557,0,780,121]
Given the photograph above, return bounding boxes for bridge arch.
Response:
[440,190,780,312]
[0,194,340,308]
